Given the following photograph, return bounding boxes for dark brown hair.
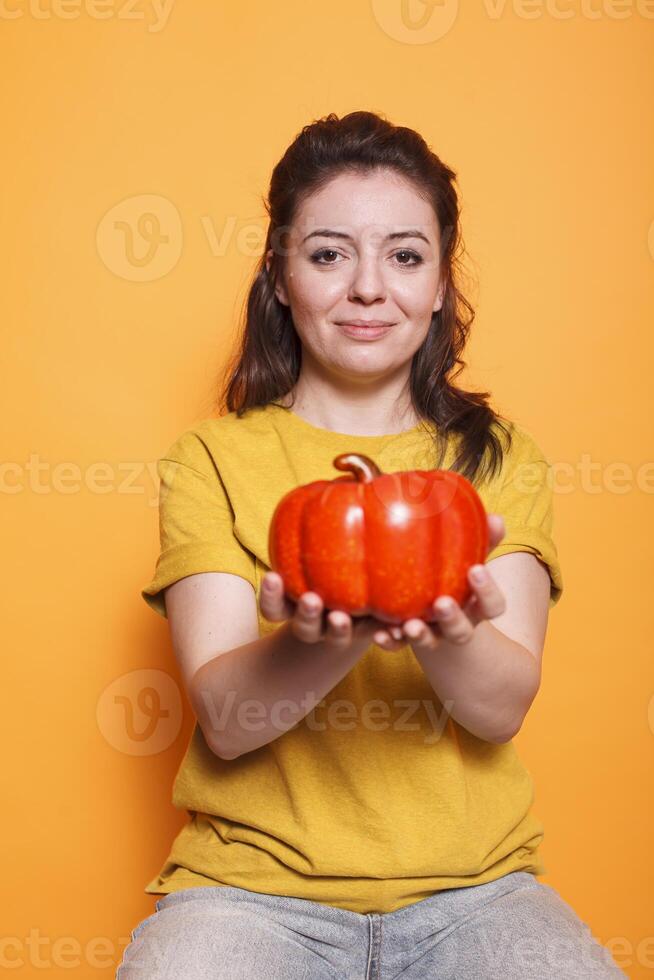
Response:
[217,110,513,487]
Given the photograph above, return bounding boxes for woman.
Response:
[118,111,625,978]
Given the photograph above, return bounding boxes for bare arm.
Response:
[166,571,383,760]
[192,618,372,758]
[409,552,549,743]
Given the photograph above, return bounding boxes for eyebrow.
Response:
[301,228,431,245]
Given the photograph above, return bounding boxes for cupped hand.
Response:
[260,572,388,652]
[372,513,508,652]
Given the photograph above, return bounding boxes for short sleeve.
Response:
[141,429,257,618]
[486,427,563,610]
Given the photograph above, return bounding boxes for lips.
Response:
[337,322,395,340]
[336,320,395,328]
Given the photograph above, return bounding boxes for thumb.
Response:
[260,571,296,621]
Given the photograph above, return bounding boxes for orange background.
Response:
[2,2,653,976]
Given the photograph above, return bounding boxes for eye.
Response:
[393,249,423,267]
[310,248,343,265]
[309,247,424,267]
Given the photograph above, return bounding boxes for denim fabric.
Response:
[116,870,626,978]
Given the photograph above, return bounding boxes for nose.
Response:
[347,252,387,304]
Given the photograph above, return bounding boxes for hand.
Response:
[372,513,508,652]
[260,571,387,652]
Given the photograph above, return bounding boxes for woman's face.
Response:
[266,169,445,383]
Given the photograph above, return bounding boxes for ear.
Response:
[266,248,290,307]
[433,279,446,313]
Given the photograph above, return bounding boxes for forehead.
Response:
[293,170,438,240]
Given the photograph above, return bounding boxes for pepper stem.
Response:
[333,453,382,483]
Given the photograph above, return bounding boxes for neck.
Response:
[279,371,419,437]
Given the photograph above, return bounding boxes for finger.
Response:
[324,610,353,650]
[486,514,506,553]
[432,596,475,645]
[290,592,326,644]
[402,618,441,651]
[373,625,407,651]
[260,571,295,621]
[466,565,506,624]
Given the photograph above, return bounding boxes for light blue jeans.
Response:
[116,870,626,978]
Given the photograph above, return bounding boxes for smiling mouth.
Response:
[336,321,396,328]
[337,322,395,340]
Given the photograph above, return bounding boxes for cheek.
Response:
[292,269,344,312]
[392,276,437,314]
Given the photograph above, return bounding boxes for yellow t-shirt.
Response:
[141,402,563,914]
